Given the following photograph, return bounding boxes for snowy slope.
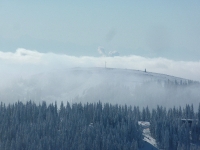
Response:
[1,67,199,110]
[138,121,158,150]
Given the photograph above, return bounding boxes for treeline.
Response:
[163,79,200,87]
[147,104,200,150]
[0,101,199,150]
[0,101,143,150]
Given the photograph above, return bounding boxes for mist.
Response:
[1,48,200,79]
[0,48,200,110]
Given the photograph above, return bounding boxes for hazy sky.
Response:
[1,1,200,60]
[1,1,200,82]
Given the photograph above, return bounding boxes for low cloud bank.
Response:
[0,48,200,110]
[1,48,200,81]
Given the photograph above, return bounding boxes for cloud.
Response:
[1,48,200,81]
[108,51,120,57]
[1,48,200,109]
[98,47,120,57]
[97,47,106,56]
[0,48,43,64]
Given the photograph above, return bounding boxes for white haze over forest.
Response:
[0,48,200,110]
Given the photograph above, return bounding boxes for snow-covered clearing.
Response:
[138,121,158,150]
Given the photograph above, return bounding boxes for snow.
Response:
[138,120,200,149]
[1,67,199,111]
[138,121,158,150]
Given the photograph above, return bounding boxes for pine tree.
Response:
[163,129,170,150]
[197,103,200,142]
[191,120,198,143]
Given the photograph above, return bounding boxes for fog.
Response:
[0,48,200,110]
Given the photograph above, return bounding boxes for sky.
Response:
[0,1,200,81]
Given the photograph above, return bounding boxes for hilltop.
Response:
[1,67,199,110]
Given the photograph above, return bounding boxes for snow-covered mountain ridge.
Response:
[1,67,199,110]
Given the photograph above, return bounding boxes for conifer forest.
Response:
[0,101,199,150]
